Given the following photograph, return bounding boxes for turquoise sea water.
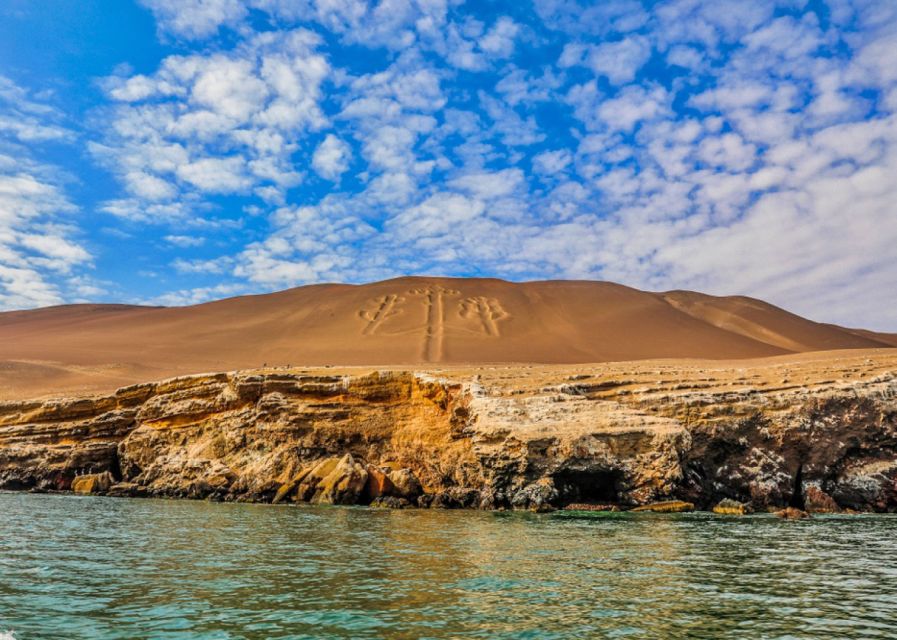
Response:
[1,493,896,639]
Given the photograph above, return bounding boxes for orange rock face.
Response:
[0,352,896,512]
[71,471,115,494]
[365,466,395,500]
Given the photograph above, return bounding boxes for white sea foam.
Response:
[0,631,16,640]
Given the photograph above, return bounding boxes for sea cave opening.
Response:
[554,468,623,505]
[789,463,805,509]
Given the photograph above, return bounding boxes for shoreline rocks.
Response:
[804,485,841,513]
[776,507,811,519]
[713,499,753,515]
[71,471,115,494]
[631,500,695,513]
[563,503,621,512]
[106,482,147,498]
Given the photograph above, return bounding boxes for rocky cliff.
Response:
[1,351,895,512]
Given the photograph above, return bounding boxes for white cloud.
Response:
[139,0,247,39]
[172,255,232,274]
[144,282,246,306]
[389,192,486,240]
[0,77,91,309]
[164,235,205,248]
[597,85,669,132]
[99,199,191,223]
[0,264,65,309]
[495,66,562,106]
[256,0,423,50]
[0,167,88,308]
[653,0,776,50]
[560,36,652,85]
[95,29,330,215]
[449,169,525,200]
[588,37,652,84]
[0,76,73,143]
[361,125,420,172]
[125,171,178,200]
[191,58,269,119]
[19,233,89,266]
[479,91,545,145]
[533,149,572,175]
[666,45,703,70]
[535,0,648,36]
[177,156,250,193]
[697,133,757,172]
[312,134,352,180]
[478,17,520,58]
[691,83,774,111]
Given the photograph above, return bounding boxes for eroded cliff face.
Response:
[1,353,896,512]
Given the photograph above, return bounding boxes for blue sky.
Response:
[0,0,895,329]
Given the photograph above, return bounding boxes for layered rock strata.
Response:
[1,353,895,512]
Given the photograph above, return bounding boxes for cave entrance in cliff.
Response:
[554,469,623,505]
[789,463,805,509]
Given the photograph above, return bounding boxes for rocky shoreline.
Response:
[1,354,896,513]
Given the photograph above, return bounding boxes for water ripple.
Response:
[1,493,895,639]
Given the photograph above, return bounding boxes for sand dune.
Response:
[0,277,892,398]
[842,328,897,347]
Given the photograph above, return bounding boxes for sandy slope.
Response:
[0,277,892,398]
[843,328,897,347]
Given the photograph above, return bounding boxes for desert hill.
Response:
[842,328,897,347]
[0,277,892,398]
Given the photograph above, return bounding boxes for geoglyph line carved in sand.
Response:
[358,294,404,335]
[410,285,460,362]
[459,296,510,337]
[357,287,507,361]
